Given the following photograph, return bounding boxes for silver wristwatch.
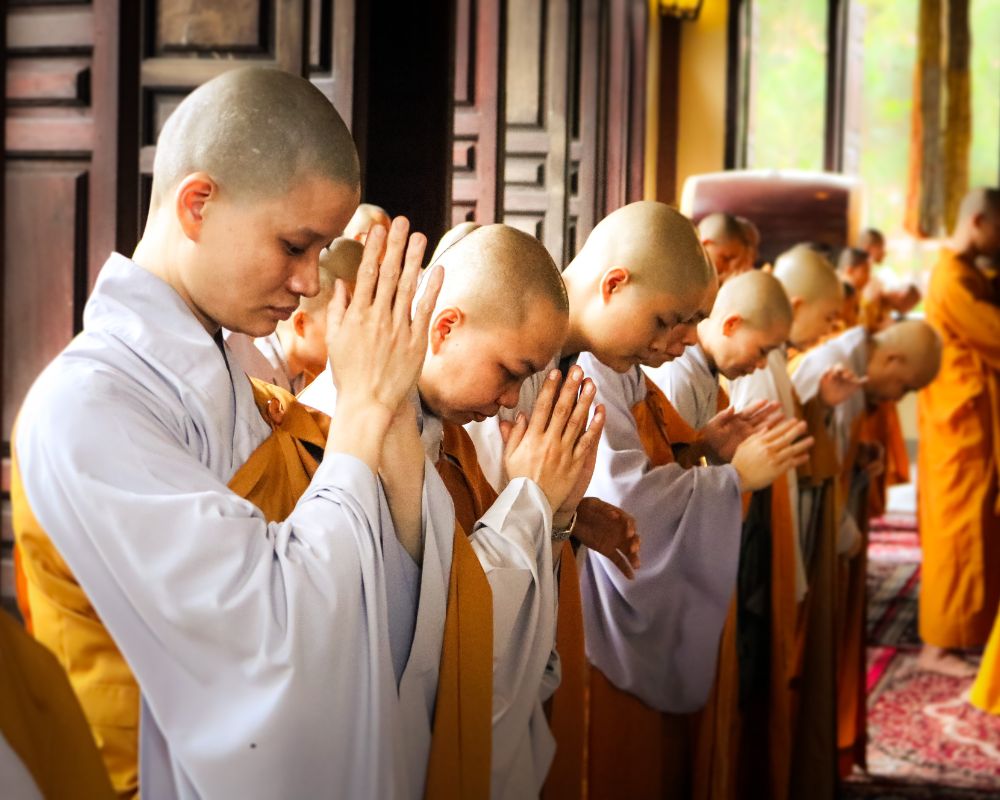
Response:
[551,511,578,542]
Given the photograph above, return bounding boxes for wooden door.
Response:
[2,0,140,613]
[449,0,650,267]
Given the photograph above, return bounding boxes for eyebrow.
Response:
[289,226,327,244]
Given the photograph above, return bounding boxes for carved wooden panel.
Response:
[451,0,504,226]
[450,0,648,266]
[2,0,139,611]
[138,0,309,219]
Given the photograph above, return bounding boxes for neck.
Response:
[561,270,597,357]
[133,214,220,335]
[950,231,982,264]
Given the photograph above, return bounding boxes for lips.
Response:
[268,305,297,321]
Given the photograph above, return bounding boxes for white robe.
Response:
[790,326,868,462]
[469,354,744,713]
[728,347,809,601]
[790,326,870,554]
[300,371,558,800]
[643,343,722,431]
[15,253,453,800]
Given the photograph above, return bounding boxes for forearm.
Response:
[378,425,425,563]
[325,397,394,473]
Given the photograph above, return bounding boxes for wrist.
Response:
[326,400,396,471]
[553,508,577,530]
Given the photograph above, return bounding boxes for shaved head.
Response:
[151,67,359,210]
[868,319,942,400]
[873,320,942,384]
[294,237,363,316]
[434,223,567,325]
[345,203,391,240]
[699,213,748,245]
[430,221,480,264]
[956,187,1000,225]
[773,245,842,303]
[737,216,761,249]
[569,201,714,296]
[838,247,870,271]
[858,228,884,249]
[711,269,792,330]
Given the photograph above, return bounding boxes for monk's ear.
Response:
[175,172,217,242]
[601,268,630,302]
[721,314,743,337]
[292,310,308,338]
[430,307,463,353]
[789,296,805,314]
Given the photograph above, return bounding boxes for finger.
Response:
[373,217,410,314]
[562,378,596,446]
[326,278,349,331]
[762,417,806,446]
[528,370,562,436]
[573,404,605,461]
[737,399,768,421]
[393,231,427,328]
[352,226,386,307]
[612,549,636,580]
[547,365,584,440]
[775,436,815,466]
[505,411,528,453]
[409,264,444,349]
[498,419,513,445]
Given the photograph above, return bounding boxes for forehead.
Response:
[479,301,566,363]
[245,176,358,234]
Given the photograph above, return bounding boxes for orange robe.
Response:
[14,381,491,799]
[436,421,587,800]
[918,248,1000,650]
[586,378,701,799]
[0,609,115,799]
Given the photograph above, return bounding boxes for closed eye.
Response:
[282,240,306,257]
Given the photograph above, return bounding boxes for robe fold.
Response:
[0,610,115,799]
[918,248,1000,650]
[13,253,453,800]
[300,370,559,800]
[791,327,872,778]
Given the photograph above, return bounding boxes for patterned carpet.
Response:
[841,514,1000,798]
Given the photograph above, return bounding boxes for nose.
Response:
[498,384,522,409]
[287,257,321,299]
[680,324,699,347]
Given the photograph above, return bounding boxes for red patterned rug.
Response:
[842,515,1000,798]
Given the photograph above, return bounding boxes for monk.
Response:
[919,187,1000,681]
[699,212,752,284]
[227,236,363,393]
[468,202,814,799]
[728,246,861,799]
[12,67,454,799]
[645,268,802,800]
[646,269,791,431]
[792,318,942,776]
[840,281,860,329]
[345,202,392,243]
[838,248,872,298]
[302,223,614,800]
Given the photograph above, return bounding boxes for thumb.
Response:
[499,418,513,445]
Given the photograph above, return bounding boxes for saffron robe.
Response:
[300,370,558,800]
[0,609,115,799]
[918,248,1000,650]
[643,343,723,432]
[791,327,871,777]
[13,253,454,800]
